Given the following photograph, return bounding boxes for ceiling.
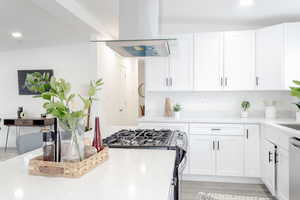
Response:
[161,0,300,26]
[0,0,97,52]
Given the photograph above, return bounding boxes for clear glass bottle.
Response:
[43,131,55,162]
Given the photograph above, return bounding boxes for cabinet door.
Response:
[169,34,194,90]
[190,135,215,175]
[285,23,300,89]
[145,57,169,91]
[277,147,289,200]
[256,24,285,90]
[244,125,260,177]
[194,32,223,90]
[215,136,244,176]
[261,140,276,195]
[223,31,255,90]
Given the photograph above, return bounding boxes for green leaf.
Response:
[293,80,300,86]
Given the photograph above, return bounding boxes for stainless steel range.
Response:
[103,129,187,200]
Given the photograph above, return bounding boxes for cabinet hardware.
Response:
[213,141,215,150]
[256,77,259,86]
[225,77,228,87]
[166,78,169,87]
[246,129,249,139]
[217,141,220,150]
[170,78,173,87]
[275,152,278,164]
[211,128,221,131]
[221,78,223,87]
[268,151,273,163]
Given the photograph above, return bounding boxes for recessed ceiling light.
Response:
[11,32,23,39]
[240,0,255,7]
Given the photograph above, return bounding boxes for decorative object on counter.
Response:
[41,113,47,118]
[290,80,300,121]
[173,104,182,119]
[17,107,24,119]
[84,79,103,132]
[42,130,56,162]
[264,100,277,119]
[84,145,97,158]
[28,147,109,178]
[164,97,173,117]
[25,72,103,162]
[92,117,103,152]
[140,104,145,116]
[241,101,250,118]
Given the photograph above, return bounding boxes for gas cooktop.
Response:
[103,129,176,148]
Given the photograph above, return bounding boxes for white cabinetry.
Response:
[244,125,260,177]
[189,124,244,177]
[223,31,255,90]
[145,34,194,91]
[194,33,223,90]
[277,147,289,200]
[261,139,276,195]
[256,22,300,90]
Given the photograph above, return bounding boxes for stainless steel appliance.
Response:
[290,137,300,200]
[103,129,188,200]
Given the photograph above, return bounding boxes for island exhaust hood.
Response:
[91,0,175,58]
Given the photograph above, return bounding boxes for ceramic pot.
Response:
[241,111,249,118]
[174,112,180,119]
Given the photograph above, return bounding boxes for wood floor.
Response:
[181,181,275,200]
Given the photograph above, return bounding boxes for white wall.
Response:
[0,42,97,147]
[145,91,297,118]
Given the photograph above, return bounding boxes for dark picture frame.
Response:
[18,69,54,95]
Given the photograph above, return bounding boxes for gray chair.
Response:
[16,131,72,154]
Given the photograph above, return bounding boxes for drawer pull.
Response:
[211,128,221,131]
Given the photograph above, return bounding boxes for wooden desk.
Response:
[3,118,55,152]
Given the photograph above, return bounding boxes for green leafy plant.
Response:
[290,80,300,111]
[241,101,250,111]
[173,104,182,112]
[25,72,103,131]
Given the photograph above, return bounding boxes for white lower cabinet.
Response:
[190,135,215,175]
[215,136,244,176]
[276,147,289,200]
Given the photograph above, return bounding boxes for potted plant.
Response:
[290,80,300,121]
[173,104,182,119]
[25,72,103,162]
[241,101,250,118]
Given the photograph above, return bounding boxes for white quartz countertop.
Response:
[0,148,176,200]
[138,116,300,138]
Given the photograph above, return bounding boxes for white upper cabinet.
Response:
[145,57,169,91]
[223,31,255,90]
[194,32,223,90]
[256,24,285,90]
[169,34,194,90]
[256,22,300,90]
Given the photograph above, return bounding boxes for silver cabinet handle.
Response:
[169,78,173,87]
[211,128,221,131]
[217,141,220,150]
[256,76,259,87]
[166,78,169,87]
[246,129,249,139]
[221,78,223,87]
[268,151,273,163]
[213,141,215,150]
[225,77,228,87]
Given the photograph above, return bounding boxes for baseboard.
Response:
[182,174,263,184]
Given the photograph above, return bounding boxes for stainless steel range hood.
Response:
[91,38,175,57]
[91,0,175,58]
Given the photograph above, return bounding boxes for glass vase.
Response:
[60,118,85,162]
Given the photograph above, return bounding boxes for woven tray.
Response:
[28,147,109,178]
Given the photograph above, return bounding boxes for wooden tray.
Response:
[28,147,109,178]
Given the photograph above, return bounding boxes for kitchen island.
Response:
[0,148,176,200]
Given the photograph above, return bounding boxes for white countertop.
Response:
[138,116,300,138]
[0,148,176,200]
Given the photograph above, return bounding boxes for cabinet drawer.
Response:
[190,124,244,136]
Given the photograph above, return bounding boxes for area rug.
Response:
[198,192,272,200]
